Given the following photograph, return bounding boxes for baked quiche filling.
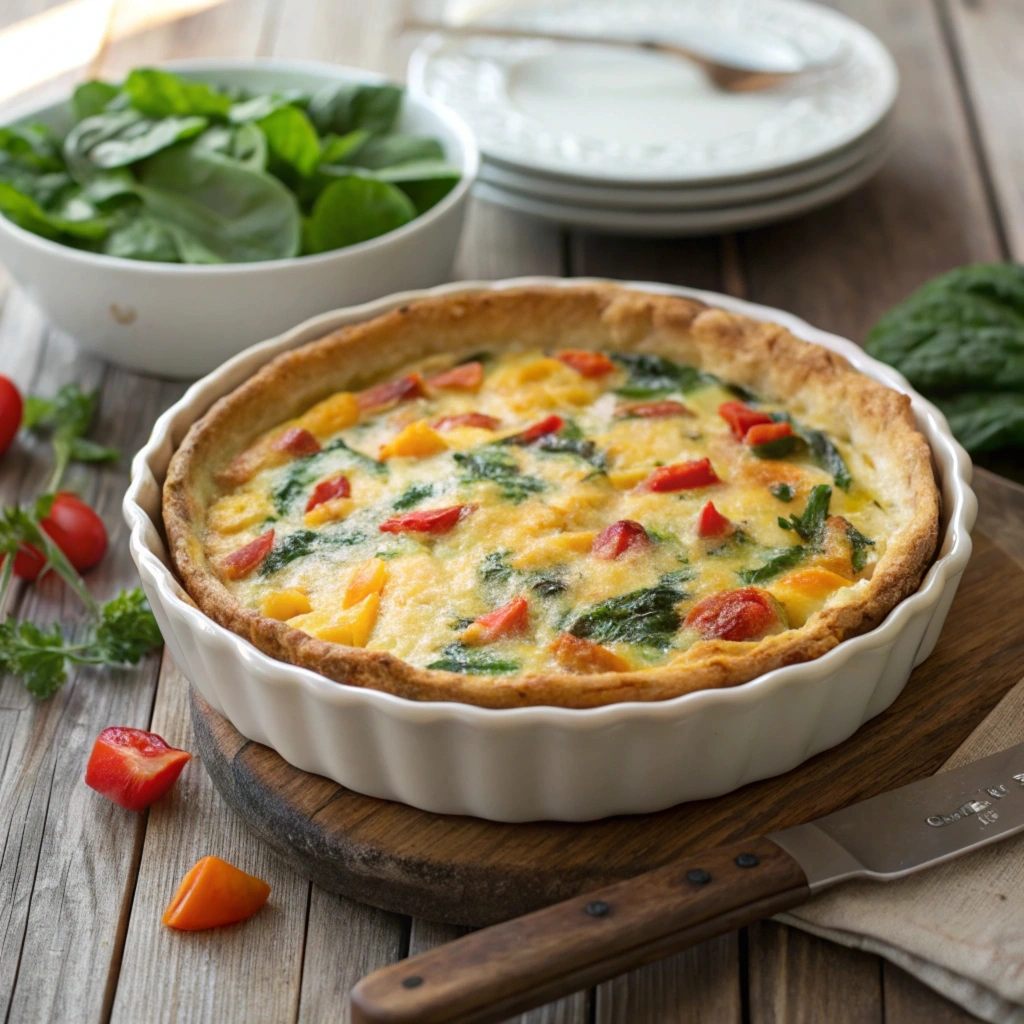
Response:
[203,347,889,677]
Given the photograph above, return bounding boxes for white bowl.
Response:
[0,59,479,379]
[124,279,976,822]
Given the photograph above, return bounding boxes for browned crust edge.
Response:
[163,285,940,709]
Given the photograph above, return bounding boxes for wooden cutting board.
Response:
[190,532,1024,927]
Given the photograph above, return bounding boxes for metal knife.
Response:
[350,741,1024,1024]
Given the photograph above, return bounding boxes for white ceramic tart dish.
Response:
[125,279,976,822]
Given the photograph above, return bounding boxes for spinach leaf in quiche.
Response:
[392,482,435,511]
[737,545,807,585]
[771,413,851,491]
[259,525,365,576]
[846,522,876,573]
[532,433,607,471]
[478,551,514,586]
[777,484,832,543]
[770,483,795,502]
[866,263,1024,453]
[612,353,717,398]
[568,578,689,649]
[454,448,545,503]
[426,641,520,675]
[272,439,386,514]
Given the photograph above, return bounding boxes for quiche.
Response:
[164,286,940,709]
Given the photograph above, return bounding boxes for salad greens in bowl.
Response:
[0,59,478,377]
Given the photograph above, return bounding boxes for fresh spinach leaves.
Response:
[866,263,1024,453]
[0,70,460,263]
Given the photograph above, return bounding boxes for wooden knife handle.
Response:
[350,836,810,1024]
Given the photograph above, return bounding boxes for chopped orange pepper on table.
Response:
[163,856,271,930]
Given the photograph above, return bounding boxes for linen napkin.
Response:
[780,676,1024,1024]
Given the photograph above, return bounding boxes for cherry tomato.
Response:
[12,492,108,580]
[0,375,23,457]
[685,587,785,642]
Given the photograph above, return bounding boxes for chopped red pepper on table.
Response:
[85,727,191,811]
[162,856,270,931]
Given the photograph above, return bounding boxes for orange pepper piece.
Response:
[162,856,270,931]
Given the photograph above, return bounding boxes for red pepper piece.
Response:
[592,519,651,559]
[719,401,773,440]
[220,529,274,579]
[305,474,351,513]
[550,633,629,673]
[378,504,476,535]
[615,400,692,419]
[644,458,720,492]
[432,412,501,431]
[556,349,615,378]
[507,415,564,445]
[696,501,734,538]
[271,426,320,457]
[466,595,530,644]
[744,421,793,446]
[427,361,484,391]
[356,373,426,411]
[85,727,191,811]
[685,587,784,642]
[163,856,270,931]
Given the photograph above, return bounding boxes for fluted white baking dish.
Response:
[124,279,976,822]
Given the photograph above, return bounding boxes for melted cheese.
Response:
[205,349,892,675]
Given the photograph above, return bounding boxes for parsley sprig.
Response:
[0,383,162,698]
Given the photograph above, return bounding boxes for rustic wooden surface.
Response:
[0,0,1019,1022]
[186,531,1024,928]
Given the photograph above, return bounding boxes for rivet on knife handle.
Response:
[349,837,810,1024]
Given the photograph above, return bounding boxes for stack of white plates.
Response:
[408,0,898,235]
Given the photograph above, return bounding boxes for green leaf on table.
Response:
[308,82,402,136]
[93,588,163,663]
[257,104,321,177]
[934,391,1024,453]
[123,68,231,118]
[72,80,121,121]
[66,437,121,462]
[136,144,301,262]
[302,175,414,254]
[866,262,1024,454]
[0,618,70,699]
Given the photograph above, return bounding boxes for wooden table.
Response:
[0,1,1021,1021]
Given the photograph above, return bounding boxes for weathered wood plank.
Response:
[110,662,311,1024]
[748,921,882,1024]
[0,322,171,1024]
[943,0,1024,259]
[882,959,983,1024]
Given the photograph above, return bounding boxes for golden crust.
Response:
[163,285,940,709]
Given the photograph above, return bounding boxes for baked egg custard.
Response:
[164,287,939,708]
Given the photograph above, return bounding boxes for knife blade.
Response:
[350,741,1024,1024]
